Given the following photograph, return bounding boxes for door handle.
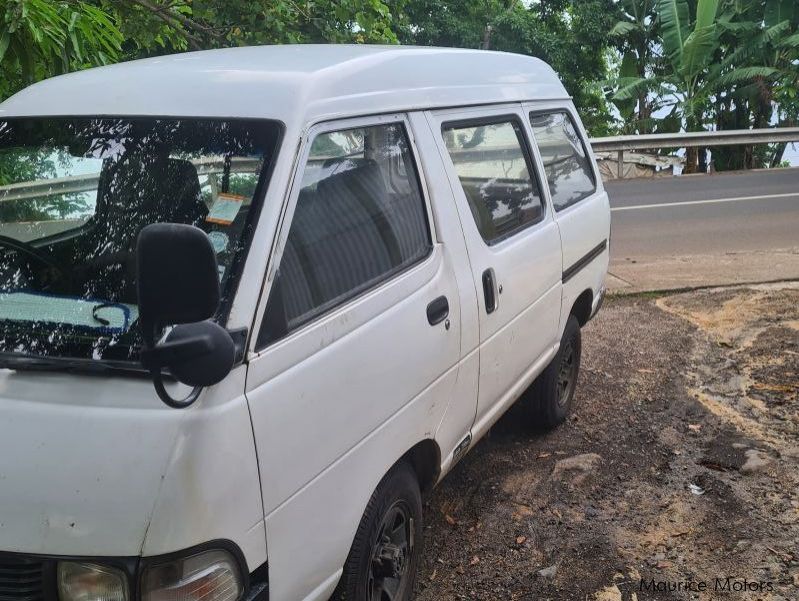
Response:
[426,295,449,326]
[482,268,497,314]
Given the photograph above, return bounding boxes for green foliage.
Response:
[0,0,796,169]
[606,0,798,169]
[108,0,398,54]
[0,0,398,102]
[389,0,621,135]
[711,0,799,168]
[0,0,123,99]
[605,0,662,133]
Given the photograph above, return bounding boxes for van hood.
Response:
[0,368,181,557]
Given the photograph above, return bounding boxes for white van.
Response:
[0,46,609,601]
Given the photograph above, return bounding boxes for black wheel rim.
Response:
[557,338,576,407]
[368,500,414,601]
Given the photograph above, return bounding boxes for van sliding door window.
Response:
[529,111,596,211]
[258,122,432,347]
[442,118,544,245]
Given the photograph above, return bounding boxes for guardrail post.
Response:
[617,150,624,179]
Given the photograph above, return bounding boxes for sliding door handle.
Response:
[426,295,450,326]
[482,268,497,314]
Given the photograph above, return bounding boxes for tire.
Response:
[332,462,423,601]
[524,314,582,430]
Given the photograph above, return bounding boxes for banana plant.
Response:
[610,0,780,170]
[714,0,799,166]
[714,0,794,106]
[608,0,723,157]
[658,0,725,135]
[606,0,661,133]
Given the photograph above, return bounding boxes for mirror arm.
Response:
[152,373,203,409]
[141,322,208,409]
[228,327,248,364]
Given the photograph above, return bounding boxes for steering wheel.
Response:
[0,234,65,278]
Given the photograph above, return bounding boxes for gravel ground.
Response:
[414,283,799,601]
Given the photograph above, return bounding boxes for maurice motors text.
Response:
[640,577,774,593]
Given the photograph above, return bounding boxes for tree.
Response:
[606,0,667,134]
[659,0,721,139]
[0,0,123,100]
[109,0,398,54]
[712,0,799,168]
[608,0,780,171]
[0,0,399,103]
[389,0,620,135]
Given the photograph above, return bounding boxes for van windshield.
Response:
[0,117,279,366]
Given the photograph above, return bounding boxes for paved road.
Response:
[606,168,799,258]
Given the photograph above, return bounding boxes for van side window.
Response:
[258,122,432,347]
[529,111,596,211]
[442,118,544,245]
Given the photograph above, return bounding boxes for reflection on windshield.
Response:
[0,117,279,363]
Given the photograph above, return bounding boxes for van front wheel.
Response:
[332,462,423,601]
[524,315,582,429]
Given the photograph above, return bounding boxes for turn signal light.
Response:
[141,550,243,601]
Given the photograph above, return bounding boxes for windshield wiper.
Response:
[0,353,146,376]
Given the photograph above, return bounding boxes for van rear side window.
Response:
[258,122,432,346]
[529,111,596,211]
[442,118,544,245]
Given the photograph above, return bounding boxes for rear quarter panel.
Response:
[523,100,610,335]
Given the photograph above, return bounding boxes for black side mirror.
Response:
[136,223,235,408]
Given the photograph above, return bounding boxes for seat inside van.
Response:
[76,156,208,302]
[260,156,429,343]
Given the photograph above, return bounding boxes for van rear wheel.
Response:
[524,315,581,429]
[332,462,423,601]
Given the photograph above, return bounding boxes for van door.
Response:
[524,103,611,328]
[428,106,562,439]
[244,114,464,601]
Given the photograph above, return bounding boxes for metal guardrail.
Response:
[0,157,262,203]
[1,128,797,198]
[589,127,799,178]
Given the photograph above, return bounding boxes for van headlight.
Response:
[58,562,129,601]
[141,550,243,601]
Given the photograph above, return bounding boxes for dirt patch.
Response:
[658,283,799,450]
[415,285,799,600]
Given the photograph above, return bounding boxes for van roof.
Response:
[0,45,568,125]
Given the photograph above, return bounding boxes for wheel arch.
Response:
[570,288,594,327]
[401,438,441,495]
